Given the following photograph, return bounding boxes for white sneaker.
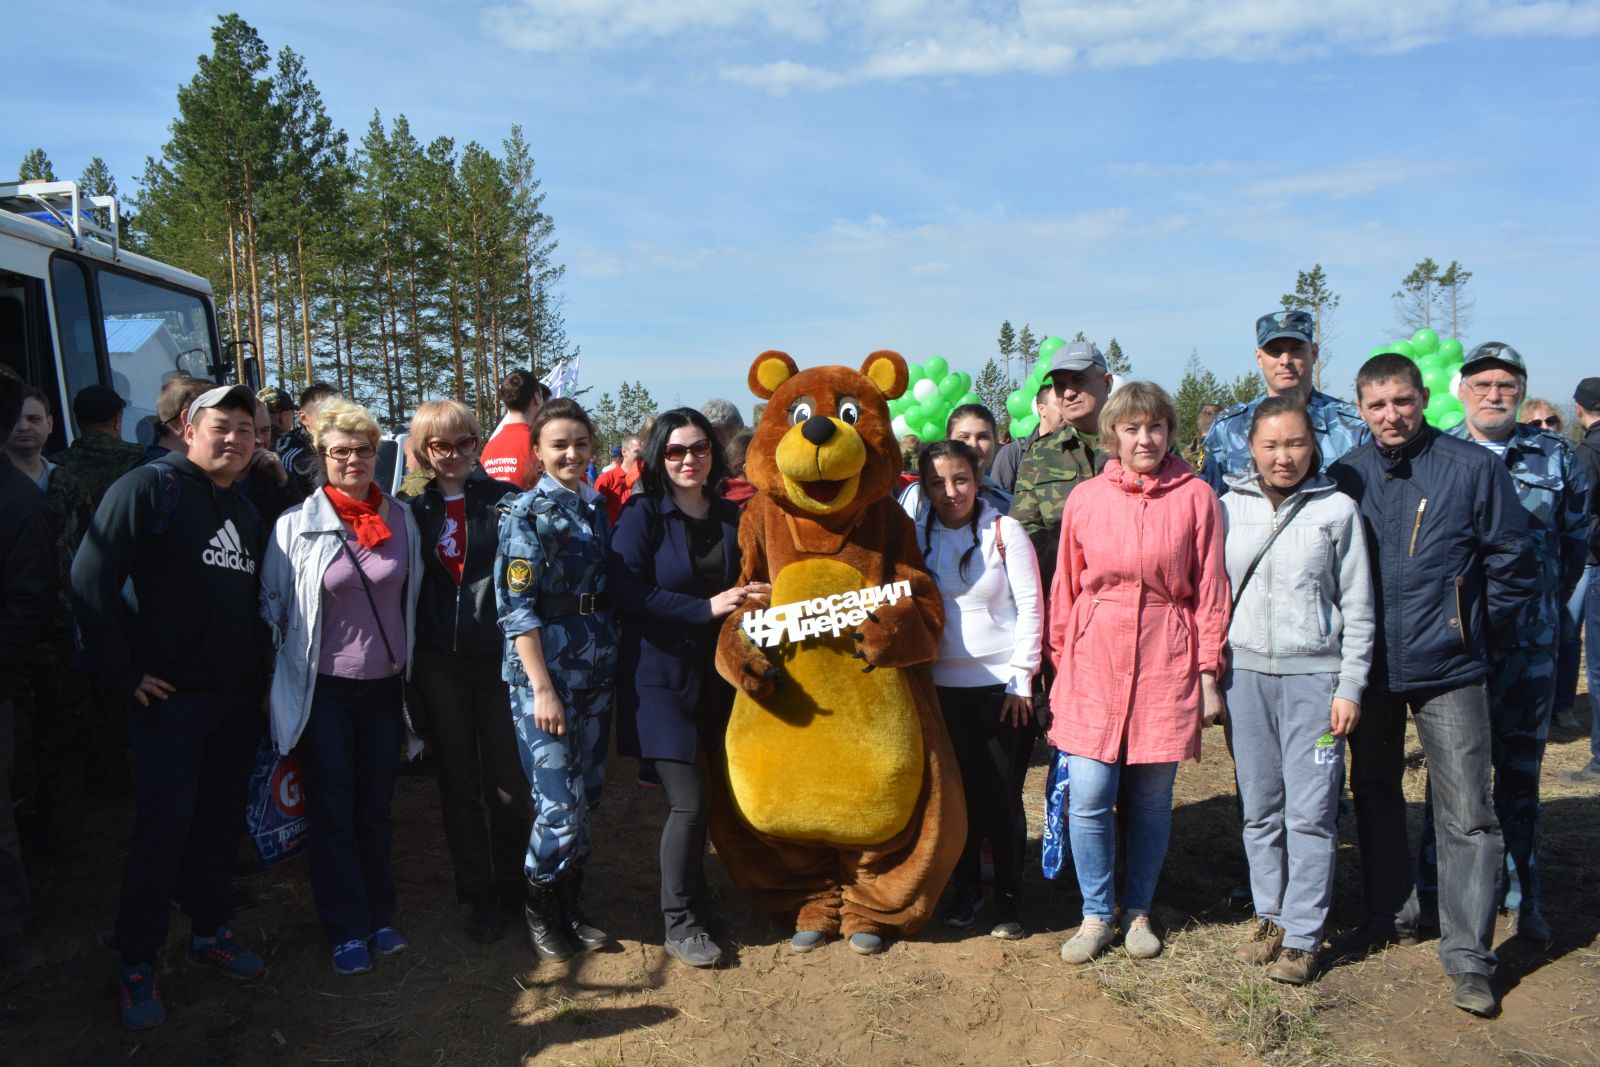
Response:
[1060,918,1117,964]
[1123,911,1162,959]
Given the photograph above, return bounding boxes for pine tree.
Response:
[618,380,658,436]
[504,125,570,375]
[1105,338,1131,376]
[1229,373,1266,405]
[1071,330,1087,343]
[1437,260,1474,340]
[1280,263,1340,390]
[1394,258,1442,333]
[1016,324,1039,370]
[18,149,56,182]
[1174,350,1227,446]
[76,156,130,238]
[996,320,1017,384]
[974,358,1013,421]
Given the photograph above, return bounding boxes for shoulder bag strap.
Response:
[336,534,399,672]
[1230,493,1311,613]
[994,516,1006,567]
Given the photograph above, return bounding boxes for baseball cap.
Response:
[1460,341,1526,378]
[610,444,622,457]
[187,384,259,425]
[73,384,126,426]
[1047,342,1108,376]
[258,385,296,413]
[1574,377,1600,412]
[1256,310,1315,348]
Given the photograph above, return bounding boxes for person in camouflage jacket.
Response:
[1199,311,1368,496]
[51,385,144,507]
[1414,344,1587,942]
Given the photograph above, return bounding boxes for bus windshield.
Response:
[97,271,217,443]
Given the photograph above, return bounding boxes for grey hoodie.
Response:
[1221,467,1375,703]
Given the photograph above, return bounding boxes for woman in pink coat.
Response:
[1046,382,1230,964]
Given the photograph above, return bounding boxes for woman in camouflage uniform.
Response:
[495,398,618,962]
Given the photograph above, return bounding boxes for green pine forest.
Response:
[32,14,574,431]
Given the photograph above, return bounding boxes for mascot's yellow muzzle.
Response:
[775,416,866,514]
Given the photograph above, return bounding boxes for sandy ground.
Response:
[2,700,1598,1066]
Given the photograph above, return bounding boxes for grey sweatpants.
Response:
[1224,670,1342,952]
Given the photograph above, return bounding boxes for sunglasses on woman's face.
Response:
[1525,416,1562,430]
[426,435,480,458]
[663,439,713,462]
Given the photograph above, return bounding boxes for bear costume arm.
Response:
[852,501,944,670]
[716,497,778,695]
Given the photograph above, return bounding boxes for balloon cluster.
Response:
[1366,328,1465,430]
[997,336,1069,440]
[887,356,984,443]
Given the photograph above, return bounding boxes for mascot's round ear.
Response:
[749,350,799,400]
[861,350,908,400]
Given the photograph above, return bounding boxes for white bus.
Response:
[0,180,253,453]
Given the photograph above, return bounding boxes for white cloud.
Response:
[483,0,1600,90]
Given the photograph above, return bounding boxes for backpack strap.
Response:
[150,463,181,536]
[994,516,1005,566]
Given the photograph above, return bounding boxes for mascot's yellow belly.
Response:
[726,558,924,846]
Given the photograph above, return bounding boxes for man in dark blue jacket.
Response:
[1328,353,1536,1018]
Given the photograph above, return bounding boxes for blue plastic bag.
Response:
[1040,748,1070,880]
[244,738,307,866]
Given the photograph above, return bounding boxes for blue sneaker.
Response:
[188,926,266,979]
[332,939,373,975]
[369,926,408,957]
[119,964,166,1030]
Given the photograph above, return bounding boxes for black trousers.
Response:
[937,684,1039,898]
[113,688,259,965]
[654,758,710,939]
[412,650,530,909]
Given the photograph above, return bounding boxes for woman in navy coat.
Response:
[607,407,768,968]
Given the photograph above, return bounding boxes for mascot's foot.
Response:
[790,930,828,953]
[847,932,885,956]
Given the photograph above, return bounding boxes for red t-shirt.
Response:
[436,494,467,585]
[594,464,637,525]
[481,422,535,489]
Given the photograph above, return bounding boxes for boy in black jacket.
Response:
[1328,354,1536,1018]
[71,384,270,1029]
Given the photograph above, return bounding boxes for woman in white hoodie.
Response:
[1221,396,1375,985]
[918,440,1042,940]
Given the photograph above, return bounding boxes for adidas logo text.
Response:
[204,520,257,574]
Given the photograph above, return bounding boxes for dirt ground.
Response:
[3,695,1598,1066]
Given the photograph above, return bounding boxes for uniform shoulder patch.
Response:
[505,558,534,593]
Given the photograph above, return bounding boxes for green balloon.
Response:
[1438,408,1464,430]
[1034,353,1051,376]
[959,391,982,406]
[1422,365,1450,392]
[906,364,925,386]
[1410,328,1440,355]
[1438,337,1464,362]
[1013,414,1039,437]
[1390,340,1416,358]
[1039,337,1065,361]
[923,356,949,380]
[956,371,972,392]
[1006,391,1029,420]
[936,376,962,402]
[919,421,944,442]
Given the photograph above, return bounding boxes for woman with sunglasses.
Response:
[404,401,530,944]
[261,399,422,976]
[607,408,766,967]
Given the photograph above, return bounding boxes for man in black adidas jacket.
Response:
[71,384,270,1029]
[1328,354,1536,1018]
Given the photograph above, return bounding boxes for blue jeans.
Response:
[1065,755,1178,922]
[296,674,406,945]
[1555,568,1587,713]
[1587,567,1600,770]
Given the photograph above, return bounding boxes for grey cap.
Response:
[187,384,259,425]
[1460,341,1526,377]
[1256,310,1315,347]
[1047,342,1107,376]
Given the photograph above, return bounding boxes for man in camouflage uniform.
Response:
[494,469,617,959]
[1199,310,1369,495]
[1411,344,1587,942]
[51,385,144,507]
[1012,341,1112,596]
[5,387,94,858]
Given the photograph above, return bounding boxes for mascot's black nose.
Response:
[801,414,836,446]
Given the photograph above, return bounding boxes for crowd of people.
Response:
[0,303,1593,1031]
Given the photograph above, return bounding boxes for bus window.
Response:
[97,271,217,445]
[48,259,106,436]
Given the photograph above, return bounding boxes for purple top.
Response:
[319,519,410,680]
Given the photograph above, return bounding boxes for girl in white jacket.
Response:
[918,440,1043,940]
[1221,397,1375,986]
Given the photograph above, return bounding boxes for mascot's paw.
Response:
[731,632,783,696]
[850,608,899,671]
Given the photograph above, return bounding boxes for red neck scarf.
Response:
[323,483,392,549]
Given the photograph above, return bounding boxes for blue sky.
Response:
[4,1,1597,416]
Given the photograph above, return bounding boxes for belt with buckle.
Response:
[540,591,609,618]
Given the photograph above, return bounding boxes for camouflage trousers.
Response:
[511,682,613,885]
[11,639,90,845]
[1417,647,1554,917]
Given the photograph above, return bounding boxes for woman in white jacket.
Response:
[260,400,422,977]
[1221,397,1375,985]
[918,440,1042,940]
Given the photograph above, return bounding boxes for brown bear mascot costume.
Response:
[711,349,965,954]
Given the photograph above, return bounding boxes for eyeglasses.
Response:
[1465,379,1520,398]
[663,440,713,462]
[323,445,377,461]
[1525,416,1562,429]
[425,435,479,458]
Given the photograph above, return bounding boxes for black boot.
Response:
[524,879,577,961]
[558,870,610,951]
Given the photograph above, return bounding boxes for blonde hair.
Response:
[1099,381,1178,443]
[408,400,483,472]
[312,397,382,452]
